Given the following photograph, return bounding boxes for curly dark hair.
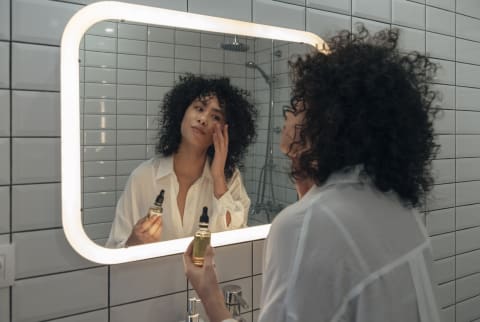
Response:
[289,26,439,207]
[156,74,257,179]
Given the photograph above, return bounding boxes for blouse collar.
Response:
[154,154,212,181]
[320,165,365,190]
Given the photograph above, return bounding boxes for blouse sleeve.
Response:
[210,168,251,231]
[105,167,145,248]
[259,206,365,322]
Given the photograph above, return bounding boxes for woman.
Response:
[106,75,256,248]
[184,27,441,322]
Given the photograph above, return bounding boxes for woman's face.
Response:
[180,95,226,149]
[280,102,307,158]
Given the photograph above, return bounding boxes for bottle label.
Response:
[148,208,163,218]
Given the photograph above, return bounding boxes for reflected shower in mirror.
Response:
[79,20,314,247]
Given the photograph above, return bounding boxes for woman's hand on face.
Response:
[125,215,163,247]
[211,123,228,179]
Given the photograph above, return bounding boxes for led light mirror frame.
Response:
[61,1,326,264]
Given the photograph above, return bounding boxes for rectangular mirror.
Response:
[61,1,325,264]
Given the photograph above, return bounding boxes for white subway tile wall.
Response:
[13,229,96,278]
[0,187,9,234]
[253,0,306,30]
[0,0,9,42]
[457,135,480,158]
[456,0,480,19]
[434,109,455,134]
[457,14,480,43]
[457,87,480,112]
[12,267,108,322]
[393,0,425,30]
[0,235,8,320]
[12,0,81,46]
[0,138,9,185]
[434,256,456,284]
[433,58,456,85]
[12,91,60,136]
[395,25,426,53]
[0,90,9,136]
[110,291,187,322]
[12,43,60,91]
[12,138,60,184]
[307,0,351,14]
[0,41,9,88]
[0,0,479,321]
[353,0,392,22]
[457,204,480,230]
[427,6,455,36]
[11,183,61,231]
[48,310,108,322]
[427,0,454,11]
[427,32,455,60]
[189,0,253,21]
[307,7,352,38]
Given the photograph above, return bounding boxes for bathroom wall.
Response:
[0,0,479,321]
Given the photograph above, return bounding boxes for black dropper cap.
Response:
[154,190,165,206]
[200,206,209,224]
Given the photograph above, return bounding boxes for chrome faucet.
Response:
[186,297,201,322]
[222,285,249,321]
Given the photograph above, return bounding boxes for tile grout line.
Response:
[453,0,457,319]
[8,0,13,321]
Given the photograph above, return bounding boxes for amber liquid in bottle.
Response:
[192,207,211,267]
[192,227,211,266]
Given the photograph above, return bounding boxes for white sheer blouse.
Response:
[105,156,250,248]
[257,168,441,322]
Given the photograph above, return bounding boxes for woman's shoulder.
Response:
[271,186,334,233]
[230,167,242,178]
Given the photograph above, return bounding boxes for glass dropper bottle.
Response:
[192,207,211,266]
[148,189,165,218]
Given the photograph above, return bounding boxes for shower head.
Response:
[246,61,272,85]
[221,35,249,52]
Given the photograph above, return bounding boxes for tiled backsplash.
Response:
[1,0,480,321]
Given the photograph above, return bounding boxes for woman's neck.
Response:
[295,177,315,199]
[174,143,207,180]
[289,156,315,199]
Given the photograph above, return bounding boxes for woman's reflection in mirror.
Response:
[185,25,442,322]
[105,75,256,248]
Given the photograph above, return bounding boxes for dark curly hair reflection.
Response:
[156,74,257,179]
[289,26,439,207]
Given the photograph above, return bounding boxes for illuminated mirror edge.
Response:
[61,1,325,264]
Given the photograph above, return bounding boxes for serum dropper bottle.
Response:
[192,207,211,266]
[148,189,165,218]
